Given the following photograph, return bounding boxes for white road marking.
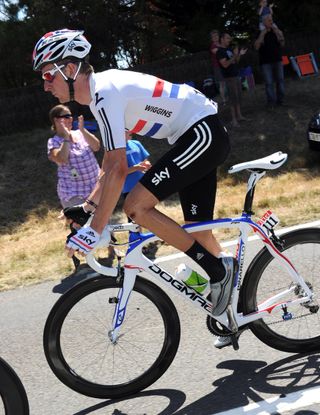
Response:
[213,385,320,414]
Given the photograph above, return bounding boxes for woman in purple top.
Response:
[47,104,101,208]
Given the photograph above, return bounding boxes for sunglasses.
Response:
[42,64,65,82]
[56,114,73,119]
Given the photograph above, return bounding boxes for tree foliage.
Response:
[0,0,319,88]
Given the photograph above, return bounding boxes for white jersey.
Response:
[89,69,217,150]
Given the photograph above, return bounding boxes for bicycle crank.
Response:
[226,305,239,350]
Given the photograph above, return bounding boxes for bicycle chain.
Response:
[206,311,317,337]
[268,311,316,326]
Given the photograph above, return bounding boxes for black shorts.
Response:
[140,114,230,221]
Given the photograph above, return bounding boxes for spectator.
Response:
[47,104,101,269]
[122,131,152,221]
[258,0,275,30]
[123,132,151,198]
[47,104,101,209]
[216,33,248,128]
[254,14,285,108]
[210,30,227,105]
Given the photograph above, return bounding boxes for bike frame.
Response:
[87,214,313,343]
[86,155,313,342]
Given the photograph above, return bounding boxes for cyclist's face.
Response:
[41,64,70,103]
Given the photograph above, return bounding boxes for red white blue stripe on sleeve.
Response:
[152,78,180,98]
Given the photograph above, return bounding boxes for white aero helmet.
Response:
[32,29,91,71]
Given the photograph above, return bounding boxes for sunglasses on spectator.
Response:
[42,64,66,82]
[56,113,73,119]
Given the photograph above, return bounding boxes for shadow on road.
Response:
[68,353,320,415]
[71,388,186,415]
[52,267,100,294]
[172,352,320,414]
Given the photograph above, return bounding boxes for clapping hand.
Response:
[140,160,152,171]
[78,114,85,132]
[239,48,248,56]
[57,117,71,139]
[134,160,152,173]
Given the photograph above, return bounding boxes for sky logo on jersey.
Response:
[152,78,180,98]
[151,167,170,185]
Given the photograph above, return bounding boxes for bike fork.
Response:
[109,267,137,343]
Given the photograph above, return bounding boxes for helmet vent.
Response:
[50,46,65,60]
[49,39,65,50]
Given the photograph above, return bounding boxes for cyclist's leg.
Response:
[124,115,228,253]
[124,183,195,252]
[185,228,224,257]
[124,116,236,314]
[179,168,224,257]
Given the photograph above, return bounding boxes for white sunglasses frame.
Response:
[42,62,82,82]
[42,64,67,82]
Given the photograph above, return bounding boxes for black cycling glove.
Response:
[63,205,92,227]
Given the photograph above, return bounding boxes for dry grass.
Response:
[1,169,320,291]
[1,75,320,290]
[0,210,74,290]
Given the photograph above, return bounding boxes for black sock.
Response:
[185,241,225,283]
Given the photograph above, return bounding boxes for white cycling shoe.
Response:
[214,330,244,349]
[210,256,239,316]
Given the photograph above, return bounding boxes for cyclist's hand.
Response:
[63,205,92,227]
[66,225,101,257]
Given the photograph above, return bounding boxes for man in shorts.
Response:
[33,29,238,317]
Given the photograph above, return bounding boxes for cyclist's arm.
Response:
[82,81,128,229]
[90,148,128,234]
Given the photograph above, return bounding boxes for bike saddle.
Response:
[228,151,288,174]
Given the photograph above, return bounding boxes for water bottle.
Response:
[175,263,210,296]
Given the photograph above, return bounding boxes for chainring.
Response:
[206,315,233,337]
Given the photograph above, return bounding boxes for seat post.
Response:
[243,170,266,214]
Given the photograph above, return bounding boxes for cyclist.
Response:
[32,29,238,317]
